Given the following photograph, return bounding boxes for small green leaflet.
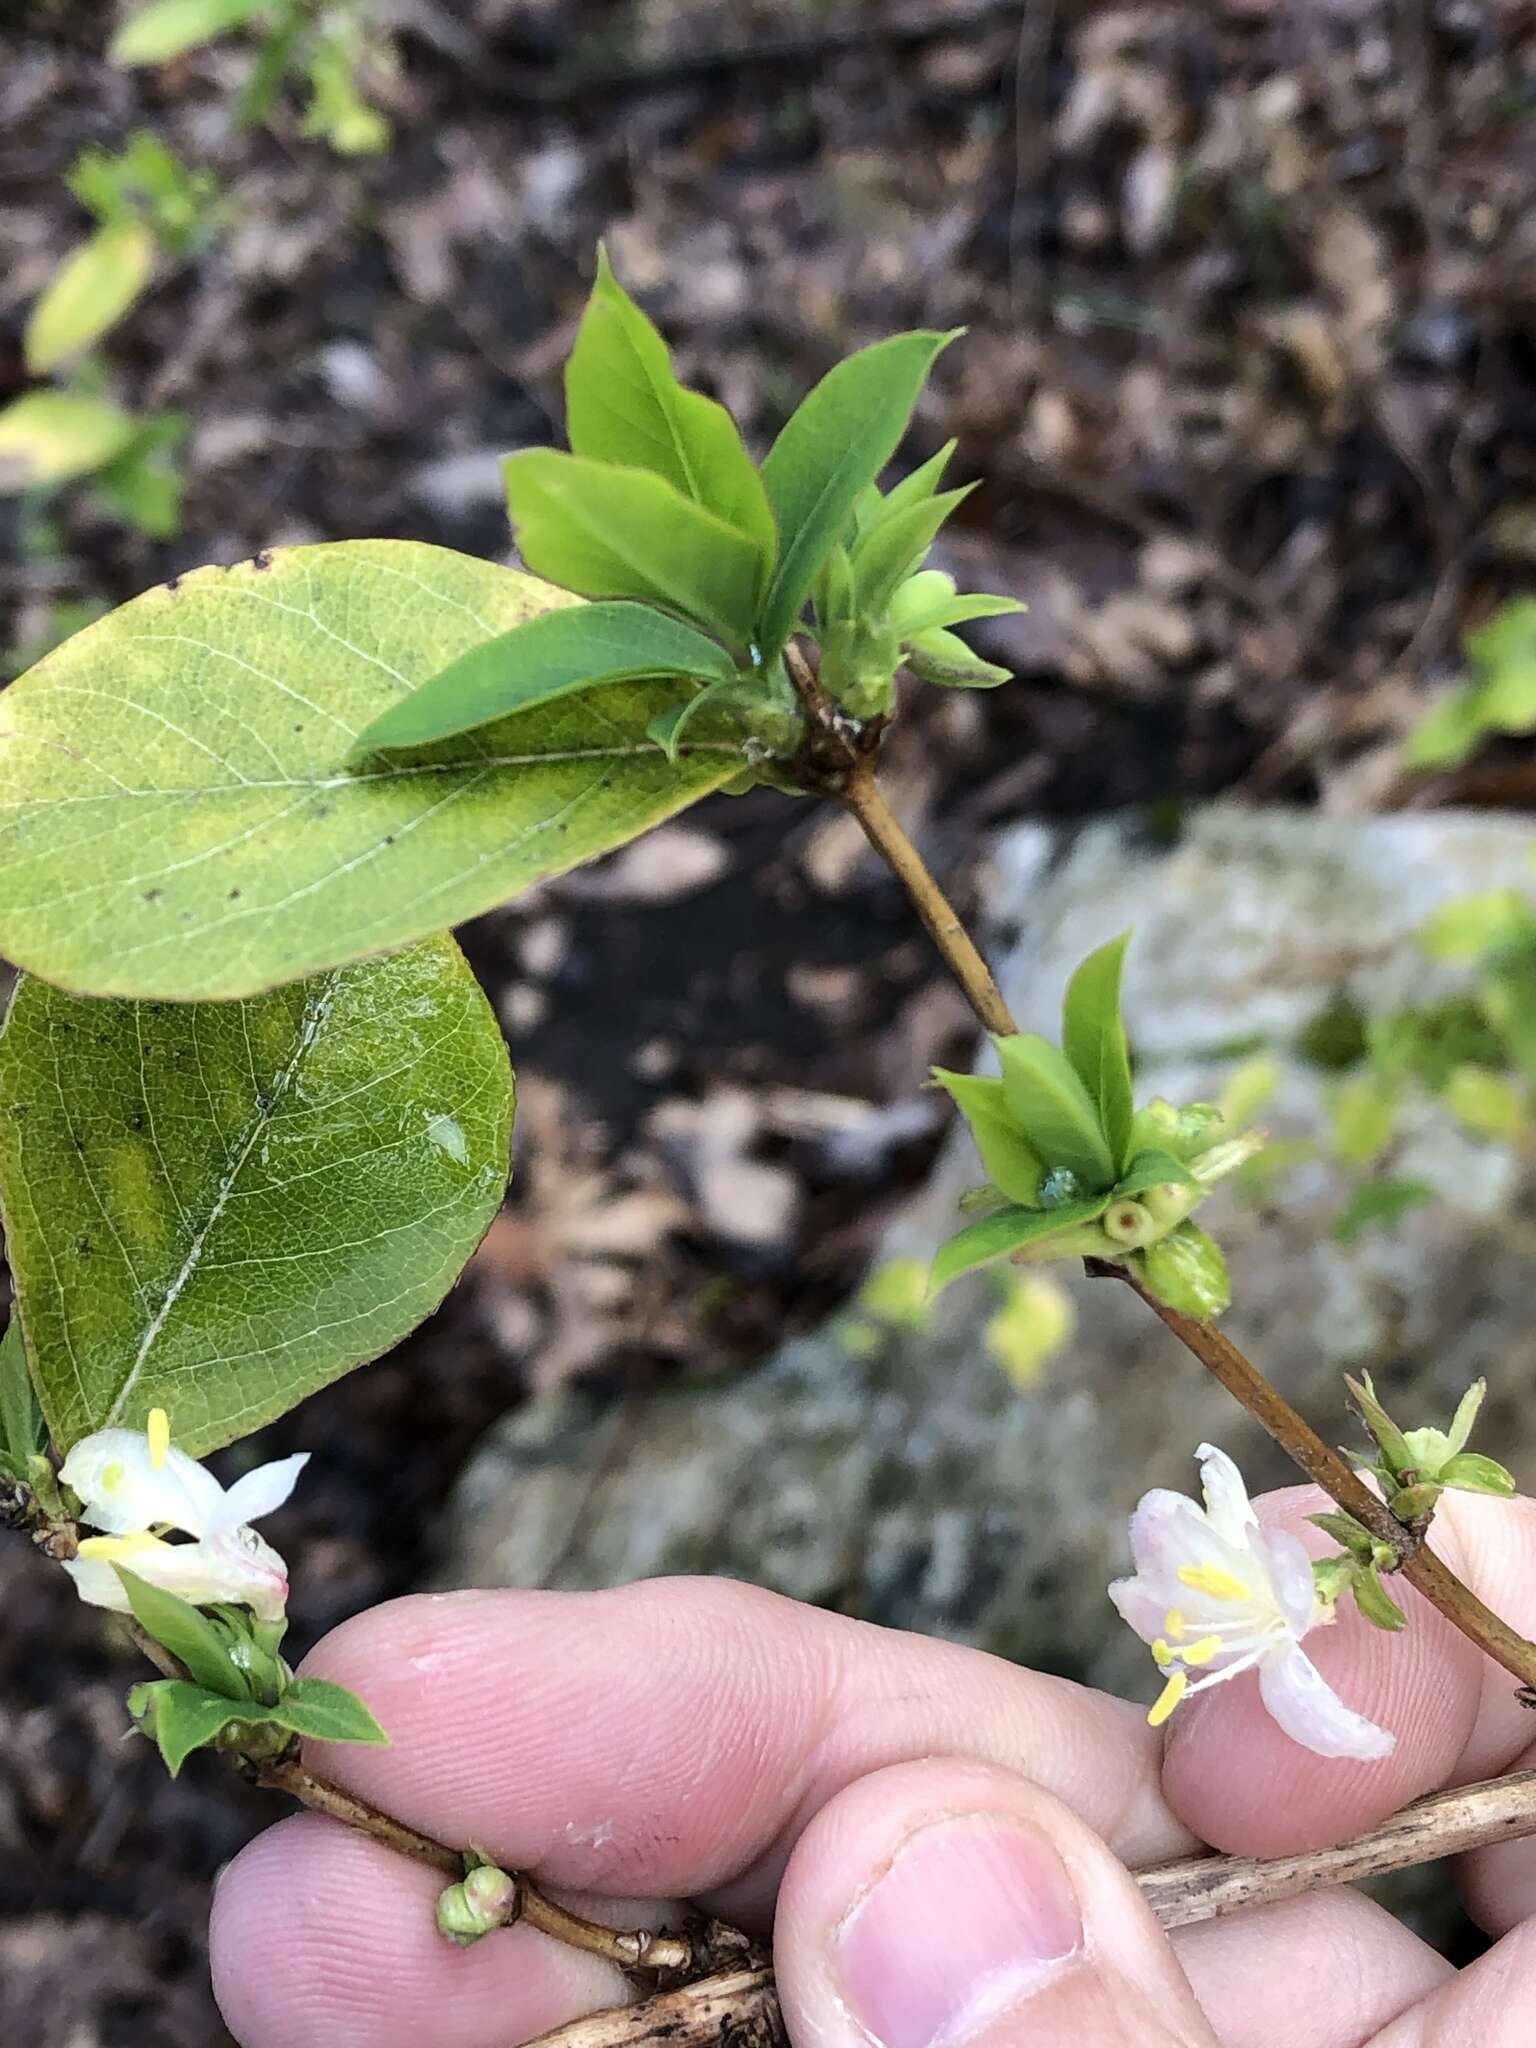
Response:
[1062,935,1135,1172]
[115,1568,254,1697]
[268,1677,389,1745]
[1133,1222,1230,1318]
[25,220,157,374]
[351,602,736,754]
[503,450,765,650]
[0,1319,46,1481]
[930,1069,1044,1206]
[902,626,1012,688]
[757,330,958,656]
[849,486,974,617]
[0,542,737,1000]
[0,937,513,1455]
[995,1034,1116,1189]
[565,247,777,567]
[110,0,267,65]
[930,1196,1108,1295]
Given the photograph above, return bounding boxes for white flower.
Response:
[1109,1442,1395,1762]
[60,1409,307,1623]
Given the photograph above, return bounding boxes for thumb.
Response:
[772,1760,1217,2048]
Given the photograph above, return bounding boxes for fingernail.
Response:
[832,1815,1084,2048]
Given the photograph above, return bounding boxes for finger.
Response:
[1361,1915,1536,2045]
[210,1815,647,2048]
[1161,1487,1536,1856]
[291,1576,1191,1913]
[773,1758,1218,2048]
[1173,1890,1450,2048]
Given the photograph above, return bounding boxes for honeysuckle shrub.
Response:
[0,250,1524,1818]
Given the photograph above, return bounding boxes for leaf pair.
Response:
[128,1675,385,1777]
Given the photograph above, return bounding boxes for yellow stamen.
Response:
[77,1531,172,1560]
[147,1408,171,1470]
[1178,1563,1250,1602]
[101,1460,126,1493]
[1147,1670,1188,1728]
[1178,1635,1223,1668]
[1152,1637,1173,1667]
[1163,1608,1186,1640]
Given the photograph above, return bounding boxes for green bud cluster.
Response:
[1346,1373,1516,1518]
[437,1856,521,1947]
[929,935,1264,1316]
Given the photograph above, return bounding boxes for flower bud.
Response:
[1139,1181,1194,1230]
[1101,1198,1158,1249]
[436,1863,519,1947]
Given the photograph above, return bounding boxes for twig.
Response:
[825,755,1536,1695]
[119,1618,693,1973]
[522,1772,1536,2048]
[1127,1282,1536,1695]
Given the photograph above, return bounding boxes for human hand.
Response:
[212,1483,1536,2047]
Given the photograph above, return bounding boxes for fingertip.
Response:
[211,1815,627,2048]
[774,1759,1216,2048]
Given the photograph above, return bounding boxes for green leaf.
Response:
[901,625,1012,688]
[1420,888,1536,963]
[0,937,513,1455]
[351,603,735,755]
[114,1568,252,1697]
[1345,1373,1415,1478]
[930,1069,1044,1206]
[1437,1451,1517,1497]
[267,1677,389,1746]
[110,0,267,64]
[1111,1149,1200,1199]
[995,1034,1116,1188]
[879,441,957,518]
[1331,1178,1435,1246]
[1405,683,1488,771]
[25,220,157,374]
[646,681,736,764]
[893,591,1026,636]
[128,1679,249,1777]
[1443,1062,1526,1140]
[930,1197,1109,1295]
[758,330,958,654]
[1471,600,1536,730]
[503,450,765,649]
[1328,1074,1398,1167]
[0,392,140,491]
[0,1318,46,1480]
[1308,1509,1375,1559]
[0,542,736,1000]
[565,247,776,566]
[1132,1222,1230,1318]
[1353,1563,1408,1632]
[849,487,973,616]
[1061,935,1135,1170]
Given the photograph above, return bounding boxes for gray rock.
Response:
[443,808,1536,1705]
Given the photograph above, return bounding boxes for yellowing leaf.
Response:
[0,392,139,491]
[25,220,157,374]
[0,542,737,1000]
[0,937,513,1455]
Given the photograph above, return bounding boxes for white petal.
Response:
[62,1554,135,1613]
[1257,1526,1317,1637]
[212,1453,309,1533]
[1258,1644,1395,1761]
[61,1432,225,1537]
[90,1529,291,1621]
[1196,1443,1257,1547]
[1107,1574,1170,1645]
[1129,1489,1258,1591]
